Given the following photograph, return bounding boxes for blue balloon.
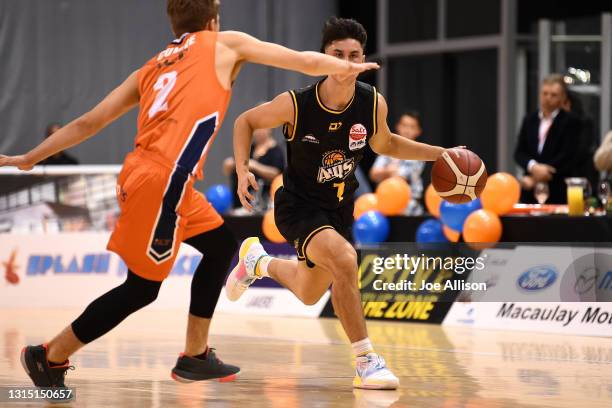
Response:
[353,211,390,244]
[439,199,482,232]
[416,219,448,243]
[205,184,232,214]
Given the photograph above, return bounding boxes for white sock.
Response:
[352,338,374,358]
[255,255,272,277]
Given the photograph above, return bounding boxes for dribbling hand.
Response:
[237,170,259,212]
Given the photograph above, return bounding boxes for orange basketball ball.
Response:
[443,225,460,242]
[425,184,442,218]
[354,193,379,219]
[262,209,286,243]
[431,149,488,204]
[462,209,502,244]
[480,172,520,215]
[375,177,411,216]
[270,174,283,201]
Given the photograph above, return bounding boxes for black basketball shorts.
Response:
[274,187,354,268]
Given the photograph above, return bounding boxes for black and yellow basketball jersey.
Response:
[281,79,378,210]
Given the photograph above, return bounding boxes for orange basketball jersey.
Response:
[136,30,231,178]
[107,31,231,280]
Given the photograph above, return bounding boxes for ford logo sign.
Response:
[517,266,558,291]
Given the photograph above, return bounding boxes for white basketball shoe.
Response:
[225,237,268,301]
[353,353,400,390]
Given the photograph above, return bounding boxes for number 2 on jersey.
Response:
[333,182,345,202]
[148,71,177,118]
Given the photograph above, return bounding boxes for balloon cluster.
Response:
[417,172,520,245]
[352,177,412,244]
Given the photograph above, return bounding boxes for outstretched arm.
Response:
[0,71,140,170]
[233,93,294,210]
[221,31,379,78]
[369,94,444,161]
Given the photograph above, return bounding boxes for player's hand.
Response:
[347,61,380,75]
[237,170,259,212]
[0,154,34,171]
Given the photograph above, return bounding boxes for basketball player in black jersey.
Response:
[227,17,447,389]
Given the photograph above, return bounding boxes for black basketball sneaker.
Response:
[171,348,240,383]
[21,344,74,388]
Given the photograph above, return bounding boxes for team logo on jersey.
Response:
[348,124,367,151]
[329,122,343,132]
[317,150,355,183]
[302,134,319,144]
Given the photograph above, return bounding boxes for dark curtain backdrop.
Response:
[387,50,498,185]
[0,0,336,187]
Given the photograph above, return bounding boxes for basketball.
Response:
[431,148,487,204]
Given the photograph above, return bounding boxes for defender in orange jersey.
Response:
[0,0,378,389]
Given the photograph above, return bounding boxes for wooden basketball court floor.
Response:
[1,309,611,408]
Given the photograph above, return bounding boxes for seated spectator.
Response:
[369,111,424,215]
[224,128,284,210]
[39,123,80,165]
[514,74,582,204]
[594,130,612,173]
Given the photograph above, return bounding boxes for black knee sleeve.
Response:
[184,224,238,318]
[71,271,161,344]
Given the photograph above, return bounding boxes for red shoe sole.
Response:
[171,371,238,383]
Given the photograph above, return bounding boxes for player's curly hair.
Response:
[167,0,220,37]
[320,17,367,53]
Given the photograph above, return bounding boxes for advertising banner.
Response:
[321,243,472,323]
[444,245,612,336]
[0,233,327,317]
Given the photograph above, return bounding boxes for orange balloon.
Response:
[262,210,286,243]
[462,209,502,245]
[480,172,520,215]
[354,193,379,219]
[270,174,283,201]
[425,184,442,218]
[375,177,411,215]
[443,225,460,242]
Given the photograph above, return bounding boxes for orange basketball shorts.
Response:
[107,150,223,281]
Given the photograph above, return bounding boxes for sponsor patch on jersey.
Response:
[317,150,355,183]
[348,123,367,151]
[301,134,319,144]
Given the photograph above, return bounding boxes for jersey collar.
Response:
[315,80,356,115]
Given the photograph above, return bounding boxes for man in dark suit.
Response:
[514,74,583,204]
